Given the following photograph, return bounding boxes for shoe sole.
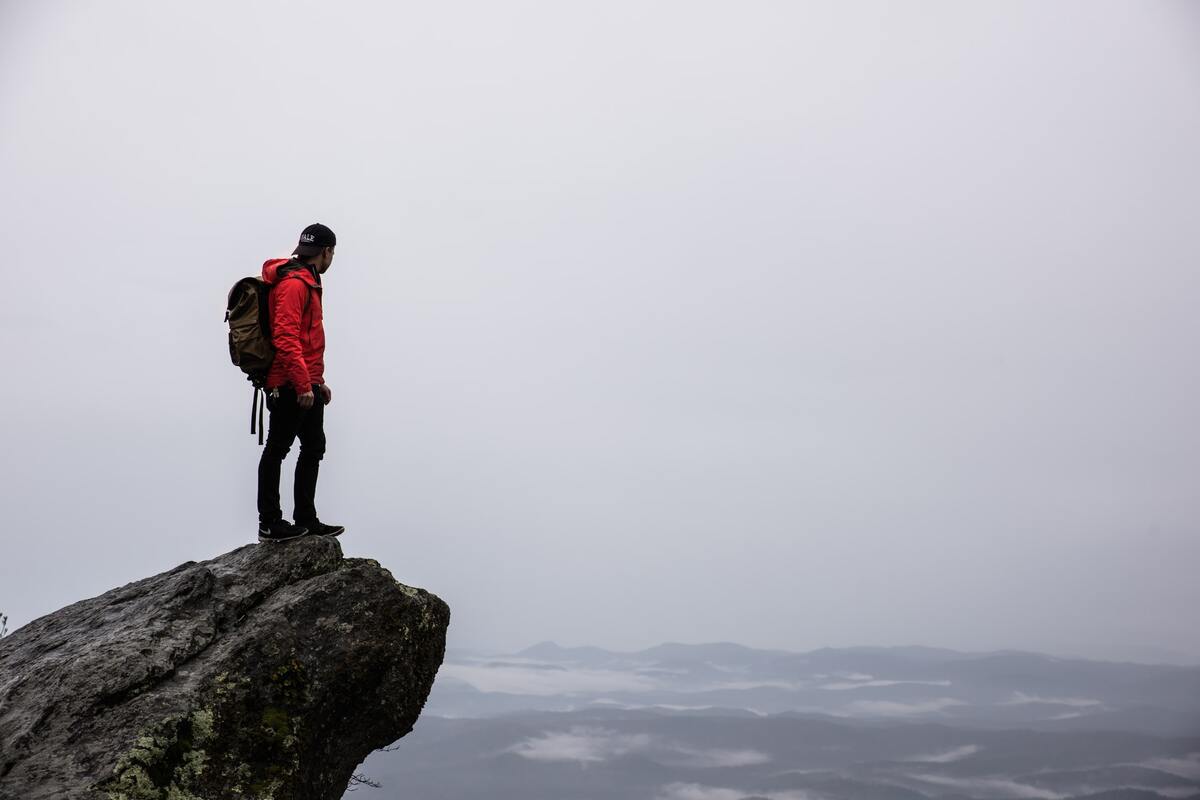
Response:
[257,529,310,543]
[296,522,344,538]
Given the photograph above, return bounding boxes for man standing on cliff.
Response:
[256,223,345,543]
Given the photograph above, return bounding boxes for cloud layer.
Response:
[508,726,770,768]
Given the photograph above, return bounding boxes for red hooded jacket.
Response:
[262,258,325,393]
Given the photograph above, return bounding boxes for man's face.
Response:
[318,247,335,274]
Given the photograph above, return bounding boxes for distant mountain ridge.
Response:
[516,640,1196,667]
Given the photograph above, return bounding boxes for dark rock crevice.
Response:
[0,537,449,800]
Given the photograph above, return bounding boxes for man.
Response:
[256,223,345,542]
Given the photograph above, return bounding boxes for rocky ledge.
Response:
[0,537,450,800]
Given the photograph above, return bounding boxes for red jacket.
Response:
[262,258,325,393]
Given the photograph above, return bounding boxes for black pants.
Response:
[257,383,326,525]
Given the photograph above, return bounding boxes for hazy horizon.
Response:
[451,639,1200,667]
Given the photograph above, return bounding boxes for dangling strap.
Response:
[250,386,259,436]
[250,386,267,445]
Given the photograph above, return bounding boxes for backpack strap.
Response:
[274,266,314,313]
[250,385,266,445]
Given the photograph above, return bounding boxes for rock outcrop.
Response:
[0,537,449,800]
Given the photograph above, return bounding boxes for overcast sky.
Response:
[1,1,1197,664]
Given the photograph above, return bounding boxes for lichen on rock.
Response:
[102,708,215,800]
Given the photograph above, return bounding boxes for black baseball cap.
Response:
[293,223,336,256]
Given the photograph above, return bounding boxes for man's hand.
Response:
[320,384,332,405]
[298,390,316,410]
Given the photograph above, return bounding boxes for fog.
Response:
[1,0,1197,663]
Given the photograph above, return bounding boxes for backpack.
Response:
[226,267,311,444]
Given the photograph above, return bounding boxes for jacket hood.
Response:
[262,258,320,287]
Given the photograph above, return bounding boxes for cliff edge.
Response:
[0,536,450,800]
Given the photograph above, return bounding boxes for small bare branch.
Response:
[346,772,381,791]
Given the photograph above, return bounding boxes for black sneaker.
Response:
[258,519,309,543]
[297,519,344,538]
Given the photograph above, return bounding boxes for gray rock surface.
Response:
[0,537,449,800]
